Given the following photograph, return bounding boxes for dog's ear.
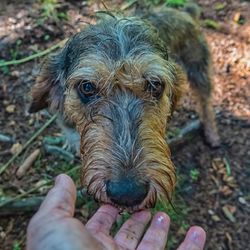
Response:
[169,64,186,114]
[29,51,66,113]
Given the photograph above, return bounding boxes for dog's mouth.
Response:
[87,185,157,212]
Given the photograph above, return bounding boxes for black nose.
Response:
[106,177,149,207]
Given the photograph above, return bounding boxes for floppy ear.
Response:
[29,52,66,113]
[169,64,186,114]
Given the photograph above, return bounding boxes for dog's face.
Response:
[30,15,185,211]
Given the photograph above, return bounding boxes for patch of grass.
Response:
[0,39,22,74]
[50,161,80,182]
[39,0,68,23]
[10,39,22,60]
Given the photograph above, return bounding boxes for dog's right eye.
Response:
[145,80,164,99]
[77,80,99,104]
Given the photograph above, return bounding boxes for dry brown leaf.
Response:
[222,205,236,223]
[16,149,40,178]
[219,185,233,196]
[233,12,241,23]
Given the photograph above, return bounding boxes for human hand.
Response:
[27,174,206,250]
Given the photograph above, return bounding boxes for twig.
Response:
[121,0,138,11]
[168,120,202,152]
[0,39,67,67]
[44,145,74,162]
[0,114,57,175]
[0,165,81,208]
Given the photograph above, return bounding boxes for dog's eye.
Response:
[77,80,99,104]
[145,80,164,99]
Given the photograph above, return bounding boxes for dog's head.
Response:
[30,14,185,211]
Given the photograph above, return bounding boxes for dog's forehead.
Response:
[63,16,168,76]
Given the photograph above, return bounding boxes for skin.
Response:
[27,174,206,250]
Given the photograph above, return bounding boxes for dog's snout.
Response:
[106,177,149,207]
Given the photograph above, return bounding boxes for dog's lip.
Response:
[100,200,151,213]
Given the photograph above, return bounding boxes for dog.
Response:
[29,4,220,212]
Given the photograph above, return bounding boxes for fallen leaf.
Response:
[6,104,15,113]
[16,149,40,178]
[222,205,236,223]
[238,197,247,205]
[219,186,233,196]
[225,204,237,214]
[10,143,22,155]
[212,215,221,222]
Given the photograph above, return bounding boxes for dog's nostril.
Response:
[106,177,149,207]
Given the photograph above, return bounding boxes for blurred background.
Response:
[0,0,249,249]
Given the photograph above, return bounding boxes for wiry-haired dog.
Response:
[29,5,220,211]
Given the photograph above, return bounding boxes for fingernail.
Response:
[157,215,165,224]
[190,229,204,245]
[155,213,169,226]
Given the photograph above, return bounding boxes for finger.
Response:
[38,174,77,216]
[177,226,206,250]
[114,210,151,249]
[137,212,170,250]
[86,204,119,235]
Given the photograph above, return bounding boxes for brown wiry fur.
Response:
[29,7,219,211]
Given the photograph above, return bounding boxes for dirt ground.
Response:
[0,0,249,249]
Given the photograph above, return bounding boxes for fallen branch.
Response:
[0,114,57,175]
[0,39,67,67]
[0,190,87,216]
[168,120,202,152]
[0,165,81,209]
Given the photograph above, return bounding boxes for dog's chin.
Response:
[95,193,157,213]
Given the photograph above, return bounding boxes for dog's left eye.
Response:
[145,80,164,99]
[77,80,99,104]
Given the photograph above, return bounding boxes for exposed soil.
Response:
[0,1,249,250]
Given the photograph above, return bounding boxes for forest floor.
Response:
[0,0,249,249]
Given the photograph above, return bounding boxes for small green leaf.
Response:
[203,19,220,30]
[214,3,226,11]
[0,60,10,75]
[166,0,186,7]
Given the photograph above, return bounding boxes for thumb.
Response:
[38,174,77,217]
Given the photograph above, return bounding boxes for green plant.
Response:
[0,60,9,75]
[189,169,200,182]
[166,0,186,7]
[203,19,220,30]
[10,39,22,60]
[12,241,21,250]
[39,0,68,22]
